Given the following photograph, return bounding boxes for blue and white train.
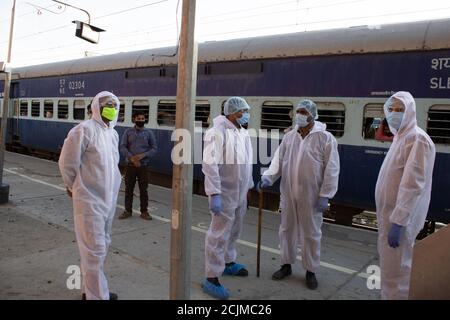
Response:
[1,18,449,227]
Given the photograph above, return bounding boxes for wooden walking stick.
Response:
[257,189,263,277]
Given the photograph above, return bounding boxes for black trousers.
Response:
[124,165,149,213]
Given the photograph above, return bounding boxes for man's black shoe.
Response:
[272,264,292,280]
[305,271,318,290]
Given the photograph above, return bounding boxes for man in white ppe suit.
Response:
[375,91,435,300]
[257,99,340,290]
[59,91,121,300]
[202,96,254,300]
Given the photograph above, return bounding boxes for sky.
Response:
[1,0,450,68]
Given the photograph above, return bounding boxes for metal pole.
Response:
[169,0,197,299]
[0,0,16,203]
[257,190,263,277]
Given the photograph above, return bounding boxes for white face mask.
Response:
[295,113,309,127]
[386,111,404,131]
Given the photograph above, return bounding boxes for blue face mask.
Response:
[295,113,309,127]
[386,111,404,131]
[237,112,250,125]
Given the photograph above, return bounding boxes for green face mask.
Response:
[101,107,117,121]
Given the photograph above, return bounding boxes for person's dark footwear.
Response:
[109,292,118,300]
[81,292,118,300]
[272,264,292,280]
[118,211,132,219]
[223,262,248,276]
[305,271,318,290]
[140,211,152,220]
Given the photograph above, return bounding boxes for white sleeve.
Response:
[58,126,89,191]
[202,128,224,196]
[262,142,284,186]
[319,136,340,198]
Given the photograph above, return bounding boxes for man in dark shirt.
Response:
[119,111,157,220]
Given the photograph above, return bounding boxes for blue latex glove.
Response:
[209,194,222,215]
[256,176,271,193]
[388,223,404,248]
[316,197,329,212]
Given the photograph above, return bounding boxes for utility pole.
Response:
[0,0,16,204]
[170,0,197,299]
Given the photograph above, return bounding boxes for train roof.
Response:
[9,18,450,80]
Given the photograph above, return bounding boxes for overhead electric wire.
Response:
[4,0,450,63]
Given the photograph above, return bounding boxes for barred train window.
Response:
[157,100,211,127]
[427,105,450,144]
[20,100,28,116]
[260,101,293,132]
[132,100,149,123]
[195,101,210,128]
[362,103,393,140]
[58,100,68,119]
[73,100,85,120]
[44,100,54,118]
[31,100,40,117]
[118,100,125,123]
[316,102,345,138]
[157,100,175,126]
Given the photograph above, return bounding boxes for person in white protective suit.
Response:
[375,91,435,300]
[257,99,340,290]
[58,91,122,300]
[201,97,254,300]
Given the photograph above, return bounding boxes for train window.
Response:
[363,103,386,140]
[316,102,345,138]
[20,100,28,117]
[58,100,69,119]
[118,100,125,123]
[196,101,210,128]
[44,100,54,118]
[73,100,85,120]
[157,100,176,126]
[132,100,149,123]
[260,101,293,132]
[427,105,450,144]
[31,100,40,117]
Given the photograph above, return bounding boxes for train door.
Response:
[9,82,22,151]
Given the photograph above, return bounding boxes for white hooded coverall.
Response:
[203,115,254,278]
[263,121,340,272]
[375,91,436,300]
[58,91,121,300]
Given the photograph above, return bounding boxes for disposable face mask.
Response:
[237,112,250,125]
[135,121,145,128]
[386,111,404,131]
[101,107,117,121]
[295,113,309,127]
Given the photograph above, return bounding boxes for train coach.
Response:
[1,18,449,231]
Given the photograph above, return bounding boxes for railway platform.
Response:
[0,152,380,300]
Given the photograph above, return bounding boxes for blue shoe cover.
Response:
[201,279,229,300]
[223,262,248,276]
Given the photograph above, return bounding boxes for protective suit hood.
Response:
[384,91,417,136]
[91,91,120,128]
